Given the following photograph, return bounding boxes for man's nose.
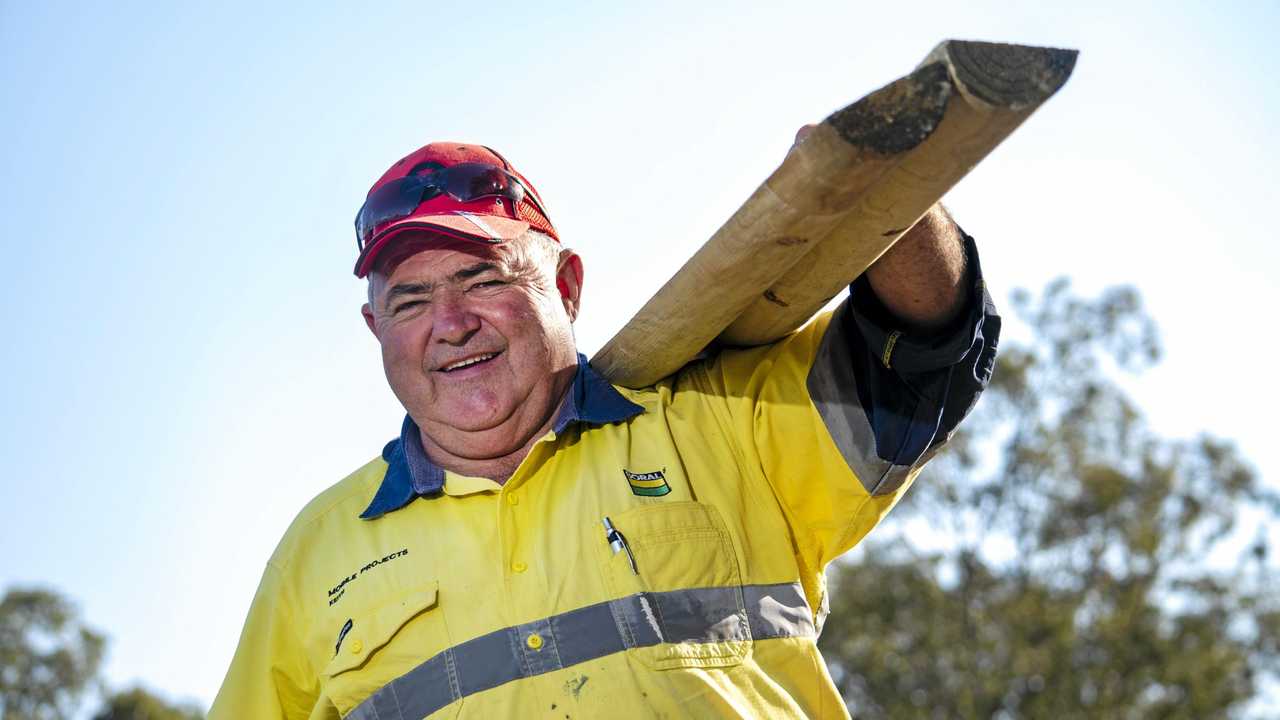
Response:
[431,295,481,345]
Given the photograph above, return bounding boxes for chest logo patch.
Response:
[623,468,670,497]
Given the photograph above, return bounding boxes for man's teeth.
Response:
[442,353,497,371]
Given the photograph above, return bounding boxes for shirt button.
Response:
[505,493,520,506]
[526,633,544,650]
[511,561,528,573]
[349,639,363,654]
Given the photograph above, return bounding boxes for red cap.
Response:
[353,142,559,277]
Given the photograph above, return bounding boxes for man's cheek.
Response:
[381,341,426,392]
[381,329,422,365]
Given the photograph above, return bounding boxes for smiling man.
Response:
[211,141,1000,719]
[364,234,581,482]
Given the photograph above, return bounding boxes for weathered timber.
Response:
[592,40,1077,387]
[721,41,1076,346]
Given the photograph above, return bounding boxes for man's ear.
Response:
[362,303,380,340]
[555,250,584,322]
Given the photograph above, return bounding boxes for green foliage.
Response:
[820,279,1279,718]
[0,586,205,720]
[0,587,107,720]
[91,686,205,720]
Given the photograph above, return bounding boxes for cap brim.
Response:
[354,213,531,277]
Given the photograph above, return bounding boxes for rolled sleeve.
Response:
[671,233,1000,573]
[835,231,1000,472]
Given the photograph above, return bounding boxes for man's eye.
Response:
[393,300,426,313]
[470,280,506,290]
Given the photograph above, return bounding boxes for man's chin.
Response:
[417,420,537,465]
[413,384,564,457]
[422,400,519,436]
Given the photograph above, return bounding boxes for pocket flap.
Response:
[323,581,439,678]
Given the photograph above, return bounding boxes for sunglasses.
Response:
[354,162,550,251]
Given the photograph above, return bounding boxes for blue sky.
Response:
[2,0,1277,711]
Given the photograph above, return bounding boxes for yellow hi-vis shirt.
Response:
[212,271,999,719]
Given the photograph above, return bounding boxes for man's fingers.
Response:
[786,123,819,159]
[794,123,818,146]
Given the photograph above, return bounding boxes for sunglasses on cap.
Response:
[353,162,550,253]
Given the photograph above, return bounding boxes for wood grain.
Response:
[592,40,1077,387]
[721,41,1076,345]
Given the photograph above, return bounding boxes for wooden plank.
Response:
[592,40,1077,388]
[721,41,1077,346]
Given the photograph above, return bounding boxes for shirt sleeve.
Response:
[699,234,999,570]
[838,230,999,475]
[210,562,323,720]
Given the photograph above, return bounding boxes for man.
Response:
[212,137,999,719]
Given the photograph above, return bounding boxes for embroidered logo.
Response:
[327,547,410,607]
[623,468,670,497]
[334,618,353,656]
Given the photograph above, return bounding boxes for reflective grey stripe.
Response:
[807,299,914,495]
[346,582,813,720]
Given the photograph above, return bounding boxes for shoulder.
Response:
[607,310,838,427]
[678,310,839,394]
[266,456,388,571]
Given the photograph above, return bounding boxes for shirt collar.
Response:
[360,354,643,520]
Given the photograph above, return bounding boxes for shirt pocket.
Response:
[321,581,459,718]
[594,501,751,670]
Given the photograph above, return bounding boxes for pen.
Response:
[602,516,639,575]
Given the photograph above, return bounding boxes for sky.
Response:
[1,0,1277,712]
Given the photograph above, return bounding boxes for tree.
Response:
[92,686,204,720]
[819,279,1280,718]
[0,587,106,720]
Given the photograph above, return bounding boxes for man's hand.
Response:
[791,124,969,334]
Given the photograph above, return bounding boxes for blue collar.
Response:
[360,354,643,519]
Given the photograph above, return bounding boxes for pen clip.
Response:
[602,516,639,576]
